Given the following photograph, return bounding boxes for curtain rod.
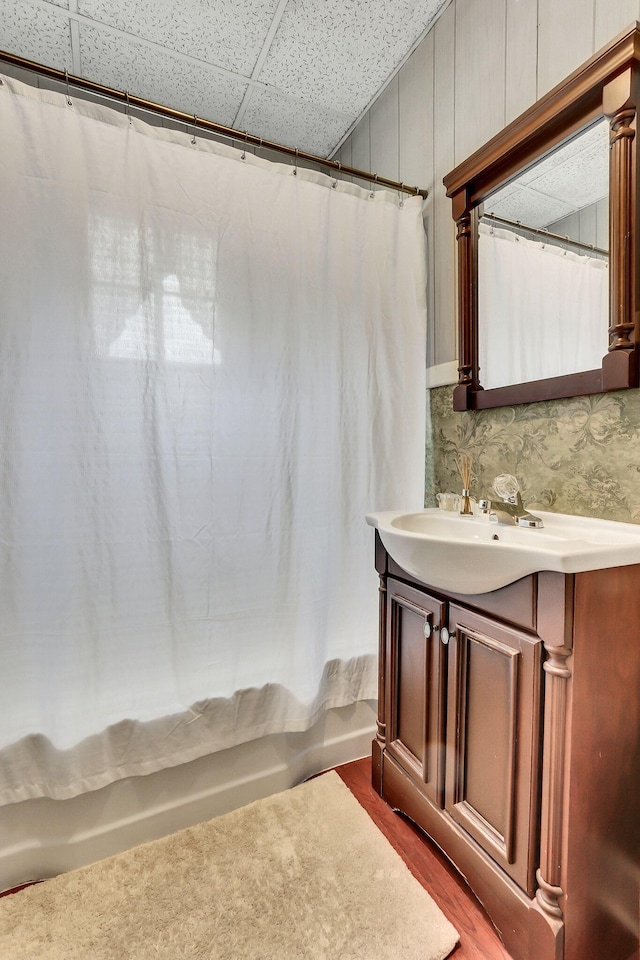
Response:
[481,212,608,258]
[0,50,428,199]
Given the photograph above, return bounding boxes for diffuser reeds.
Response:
[454,453,474,515]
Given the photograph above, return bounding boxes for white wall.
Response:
[336,0,640,370]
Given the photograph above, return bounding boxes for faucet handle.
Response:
[492,474,520,503]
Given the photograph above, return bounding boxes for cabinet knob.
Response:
[423,621,432,639]
[441,627,451,645]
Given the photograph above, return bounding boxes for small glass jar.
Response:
[436,492,460,512]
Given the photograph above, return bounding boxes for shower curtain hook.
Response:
[370,173,378,199]
[332,160,341,189]
[241,130,248,160]
[398,182,405,207]
[64,69,72,106]
[191,115,197,145]
[125,91,132,125]
[293,147,298,176]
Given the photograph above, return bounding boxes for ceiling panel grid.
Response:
[0,0,452,158]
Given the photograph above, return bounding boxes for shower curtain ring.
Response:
[332,160,341,189]
[125,91,132,125]
[64,69,72,106]
[241,131,248,160]
[399,182,405,207]
[191,115,197,145]
[370,173,378,199]
[293,147,298,176]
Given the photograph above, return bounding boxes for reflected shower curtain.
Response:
[478,224,608,390]
[0,76,427,803]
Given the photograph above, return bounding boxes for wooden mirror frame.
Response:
[443,23,640,411]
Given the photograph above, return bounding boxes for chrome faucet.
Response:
[490,475,544,528]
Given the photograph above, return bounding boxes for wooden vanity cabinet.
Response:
[384,579,542,895]
[372,534,640,960]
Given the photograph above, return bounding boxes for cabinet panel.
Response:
[385,579,446,808]
[446,605,543,895]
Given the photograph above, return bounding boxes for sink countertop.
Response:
[366,507,640,594]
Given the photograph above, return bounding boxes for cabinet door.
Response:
[385,579,447,808]
[445,605,543,895]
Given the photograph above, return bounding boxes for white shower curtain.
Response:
[478,224,608,390]
[0,77,427,804]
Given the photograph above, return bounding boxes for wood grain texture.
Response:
[563,567,640,960]
[350,110,371,191]
[399,33,434,190]
[336,757,513,960]
[432,1,457,367]
[594,0,640,51]
[454,0,506,164]
[537,0,595,97]
[370,75,399,184]
[399,32,435,364]
[335,137,353,185]
[505,0,538,123]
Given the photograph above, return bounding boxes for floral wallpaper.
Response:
[427,386,640,524]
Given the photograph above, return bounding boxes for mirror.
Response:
[443,24,640,411]
[479,118,609,390]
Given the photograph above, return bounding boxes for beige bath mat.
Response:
[0,770,459,959]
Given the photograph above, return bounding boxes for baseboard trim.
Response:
[426,360,458,389]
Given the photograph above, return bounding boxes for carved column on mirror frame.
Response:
[535,642,572,922]
[451,190,478,411]
[603,67,639,390]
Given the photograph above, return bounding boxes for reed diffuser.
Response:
[454,453,474,515]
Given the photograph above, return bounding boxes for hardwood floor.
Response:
[335,756,513,960]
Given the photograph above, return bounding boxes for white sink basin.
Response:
[366,507,640,594]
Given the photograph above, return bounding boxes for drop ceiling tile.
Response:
[77,0,280,77]
[488,184,577,229]
[259,0,446,115]
[518,120,608,186]
[242,87,351,157]
[0,0,73,70]
[525,142,609,212]
[488,119,609,226]
[484,180,520,210]
[78,23,248,126]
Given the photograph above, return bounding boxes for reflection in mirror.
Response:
[477,119,610,390]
